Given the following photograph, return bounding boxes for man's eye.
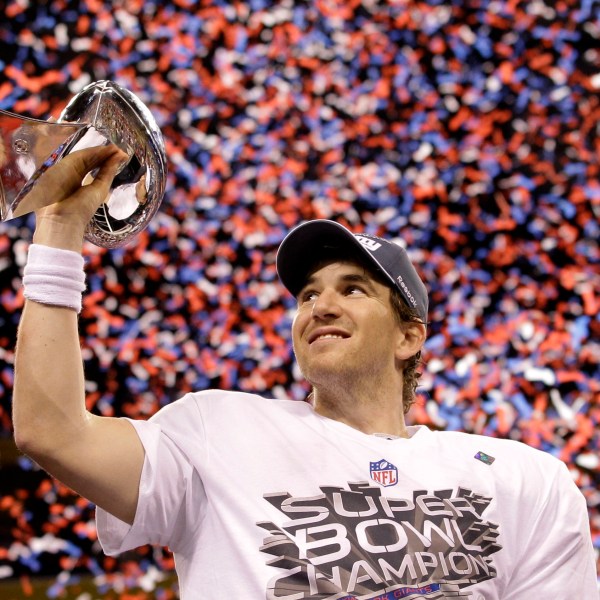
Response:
[299,290,318,303]
[346,285,366,295]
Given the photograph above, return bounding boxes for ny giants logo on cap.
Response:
[355,235,382,252]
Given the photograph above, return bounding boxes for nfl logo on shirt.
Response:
[370,459,398,487]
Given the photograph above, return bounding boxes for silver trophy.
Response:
[0,80,167,248]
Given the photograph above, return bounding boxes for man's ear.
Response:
[395,321,426,361]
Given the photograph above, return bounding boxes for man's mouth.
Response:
[308,329,350,343]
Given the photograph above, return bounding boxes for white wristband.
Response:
[23,244,86,313]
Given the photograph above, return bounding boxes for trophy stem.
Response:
[0,109,89,220]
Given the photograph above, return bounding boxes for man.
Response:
[13,146,597,598]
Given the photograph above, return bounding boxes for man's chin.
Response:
[300,360,353,388]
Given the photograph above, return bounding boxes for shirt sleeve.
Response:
[504,460,598,597]
[96,416,207,556]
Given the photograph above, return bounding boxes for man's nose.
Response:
[311,288,342,319]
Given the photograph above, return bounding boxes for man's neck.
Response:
[311,385,409,439]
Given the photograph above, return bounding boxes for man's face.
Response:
[291,260,404,389]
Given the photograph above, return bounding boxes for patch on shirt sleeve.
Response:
[474,451,495,465]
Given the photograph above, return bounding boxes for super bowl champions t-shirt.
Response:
[96,390,597,599]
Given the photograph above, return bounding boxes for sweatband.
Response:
[23,244,86,313]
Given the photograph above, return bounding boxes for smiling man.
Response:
[13,148,597,599]
[280,220,427,439]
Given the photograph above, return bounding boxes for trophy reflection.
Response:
[0,80,167,248]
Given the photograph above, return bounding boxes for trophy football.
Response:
[0,80,167,248]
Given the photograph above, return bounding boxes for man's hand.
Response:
[32,144,128,251]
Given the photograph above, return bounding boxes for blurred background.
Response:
[0,0,598,597]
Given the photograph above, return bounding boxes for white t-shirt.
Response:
[96,390,597,599]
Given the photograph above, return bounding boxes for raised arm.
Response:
[13,145,145,524]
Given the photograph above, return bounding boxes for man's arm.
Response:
[13,145,145,524]
[505,461,598,597]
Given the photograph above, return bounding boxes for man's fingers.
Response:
[35,145,126,206]
[66,145,127,184]
[75,151,128,212]
[91,147,130,187]
[83,148,130,208]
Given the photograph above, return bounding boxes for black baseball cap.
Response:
[276,220,429,323]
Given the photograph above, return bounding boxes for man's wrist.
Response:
[32,220,86,253]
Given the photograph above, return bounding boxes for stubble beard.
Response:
[299,346,392,400]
